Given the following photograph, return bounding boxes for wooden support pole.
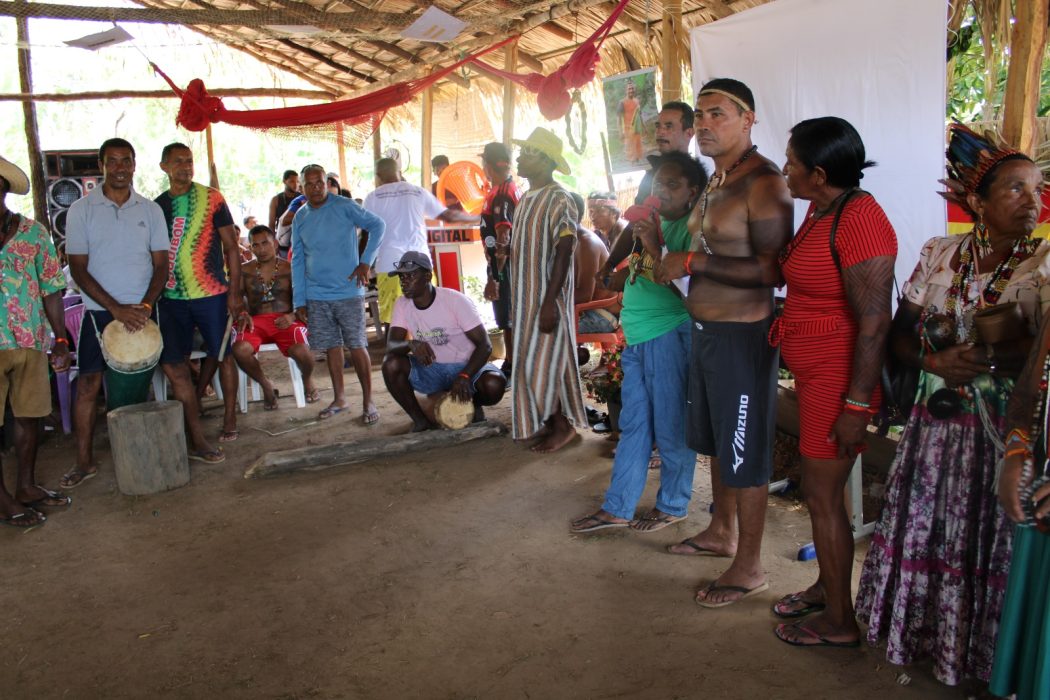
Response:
[502,41,518,147]
[421,87,433,188]
[15,11,46,225]
[660,0,683,102]
[205,125,219,190]
[336,123,348,188]
[0,88,335,102]
[372,120,382,167]
[243,421,506,478]
[600,132,615,192]
[1001,0,1048,155]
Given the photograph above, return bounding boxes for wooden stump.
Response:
[107,400,190,495]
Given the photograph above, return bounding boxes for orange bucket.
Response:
[436,161,490,215]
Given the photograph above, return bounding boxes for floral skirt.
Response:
[855,375,1014,685]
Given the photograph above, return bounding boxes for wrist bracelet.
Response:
[54,337,69,345]
[684,252,695,277]
[844,397,871,409]
[140,302,152,312]
[457,372,470,380]
[1006,447,1033,459]
[843,403,876,416]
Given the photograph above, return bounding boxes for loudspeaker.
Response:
[42,149,101,252]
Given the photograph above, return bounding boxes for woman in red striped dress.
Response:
[770,117,897,647]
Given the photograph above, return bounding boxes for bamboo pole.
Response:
[660,0,683,102]
[502,40,517,147]
[421,88,434,188]
[205,125,219,190]
[15,10,46,225]
[0,88,335,102]
[336,122,348,188]
[1001,0,1048,155]
[600,132,615,192]
[372,120,382,167]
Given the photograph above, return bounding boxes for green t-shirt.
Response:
[619,214,691,345]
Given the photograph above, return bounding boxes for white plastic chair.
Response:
[151,350,223,402]
[236,343,307,413]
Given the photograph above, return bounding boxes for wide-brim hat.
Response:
[512,127,571,175]
[0,156,30,195]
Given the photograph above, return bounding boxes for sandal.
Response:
[219,430,239,443]
[263,389,280,411]
[188,448,226,464]
[772,591,827,619]
[305,388,321,404]
[59,467,98,490]
[20,488,71,508]
[0,509,45,529]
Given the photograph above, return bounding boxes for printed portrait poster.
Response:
[602,68,659,174]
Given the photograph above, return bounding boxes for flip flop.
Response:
[21,488,71,508]
[0,509,45,529]
[648,449,662,470]
[188,448,226,464]
[318,405,350,420]
[774,622,860,648]
[630,511,687,533]
[570,514,629,533]
[666,539,728,557]
[772,591,827,619]
[695,581,770,609]
[305,388,321,404]
[362,407,380,426]
[219,430,239,443]
[59,467,98,490]
[263,389,281,411]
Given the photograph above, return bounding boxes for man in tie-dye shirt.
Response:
[155,143,243,445]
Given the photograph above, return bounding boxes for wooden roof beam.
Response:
[701,0,734,19]
[597,3,653,36]
[276,38,377,84]
[0,1,405,29]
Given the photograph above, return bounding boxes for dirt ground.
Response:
[2,342,962,699]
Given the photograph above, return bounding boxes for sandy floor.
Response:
[2,344,960,699]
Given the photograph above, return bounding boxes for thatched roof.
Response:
[18,0,774,99]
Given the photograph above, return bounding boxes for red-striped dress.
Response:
[774,193,897,458]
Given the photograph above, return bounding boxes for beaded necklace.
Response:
[695,145,758,254]
[1020,352,1050,531]
[256,257,280,303]
[942,233,1037,342]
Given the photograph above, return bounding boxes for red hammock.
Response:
[155,0,631,132]
[470,0,631,119]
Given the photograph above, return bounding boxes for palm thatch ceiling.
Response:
[8,0,774,99]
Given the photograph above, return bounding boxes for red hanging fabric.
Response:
[470,0,631,119]
[153,0,631,132]
[153,36,517,132]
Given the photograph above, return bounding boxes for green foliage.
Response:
[948,7,1050,121]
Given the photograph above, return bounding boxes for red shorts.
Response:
[237,313,308,356]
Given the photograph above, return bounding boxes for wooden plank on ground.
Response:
[244,421,507,479]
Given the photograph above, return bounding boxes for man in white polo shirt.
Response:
[363,157,479,336]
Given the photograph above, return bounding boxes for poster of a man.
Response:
[602,68,658,174]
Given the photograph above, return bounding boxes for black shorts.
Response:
[687,316,778,488]
[492,273,512,330]
[159,294,231,364]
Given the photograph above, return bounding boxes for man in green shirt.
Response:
[571,151,707,533]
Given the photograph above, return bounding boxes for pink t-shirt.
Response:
[390,287,484,364]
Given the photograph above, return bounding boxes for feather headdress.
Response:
[941,121,1030,217]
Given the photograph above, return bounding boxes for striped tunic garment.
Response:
[509,183,587,439]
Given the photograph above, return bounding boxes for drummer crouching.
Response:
[381,252,506,431]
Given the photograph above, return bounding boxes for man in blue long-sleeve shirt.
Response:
[292,164,386,423]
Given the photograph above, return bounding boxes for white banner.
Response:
[690,0,947,285]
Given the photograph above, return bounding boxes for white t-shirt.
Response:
[390,288,483,365]
[364,182,446,272]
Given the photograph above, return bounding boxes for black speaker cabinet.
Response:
[42,149,102,252]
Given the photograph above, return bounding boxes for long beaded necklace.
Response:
[695,145,758,254]
[777,189,855,268]
[1020,352,1050,531]
[942,233,1037,342]
[256,257,280,303]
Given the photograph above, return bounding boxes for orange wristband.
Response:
[1006,447,1033,459]
[140,302,152,312]
[684,252,695,277]
[54,337,69,345]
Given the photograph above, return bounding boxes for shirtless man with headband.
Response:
[657,78,793,608]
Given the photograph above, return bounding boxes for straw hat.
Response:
[513,127,571,175]
[0,156,30,195]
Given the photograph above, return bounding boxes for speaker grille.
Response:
[48,178,83,208]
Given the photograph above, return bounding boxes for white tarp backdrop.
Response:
[690,0,947,285]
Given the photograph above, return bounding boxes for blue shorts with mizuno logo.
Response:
[687,315,777,488]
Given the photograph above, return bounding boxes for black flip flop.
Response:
[21,488,71,509]
[772,592,827,619]
[774,622,860,648]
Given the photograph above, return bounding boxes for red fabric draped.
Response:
[470,0,631,119]
[153,36,516,132]
[154,0,631,131]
